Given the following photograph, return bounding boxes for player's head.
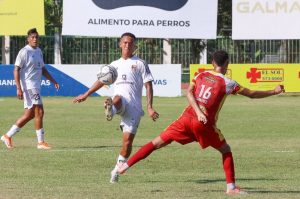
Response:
[119,32,136,58]
[120,32,136,41]
[212,50,229,74]
[27,28,39,48]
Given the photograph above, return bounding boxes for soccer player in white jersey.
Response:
[73,32,159,183]
[1,28,59,150]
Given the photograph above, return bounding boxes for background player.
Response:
[73,32,159,183]
[1,28,59,150]
[116,50,285,194]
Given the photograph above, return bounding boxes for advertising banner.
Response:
[232,0,300,40]
[62,0,217,39]
[190,64,300,92]
[0,0,45,35]
[0,64,181,97]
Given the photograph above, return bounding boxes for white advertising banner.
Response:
[62,0,217,39]
[52,64,181,97]
[233,0,300,40]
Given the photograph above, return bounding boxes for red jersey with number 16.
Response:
[183,71,243,124]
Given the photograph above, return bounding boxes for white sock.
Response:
[6,124,20,137]
[117,154,127,163]
[36,128,45,143]
[114,155,127,170]
[121,163,129,171]
[227,183,236,190]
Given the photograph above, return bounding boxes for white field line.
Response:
[273,150,296,153]
[0,148,113,152]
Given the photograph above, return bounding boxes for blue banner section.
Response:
[0,65,98,97]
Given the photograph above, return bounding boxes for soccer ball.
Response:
[97,65,118,85]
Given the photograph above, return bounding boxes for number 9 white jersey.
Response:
[110,55,153,112]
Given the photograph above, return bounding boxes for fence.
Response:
[1,36,300,69]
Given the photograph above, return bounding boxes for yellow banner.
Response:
[0,0,44,35]
[190,64,300,92]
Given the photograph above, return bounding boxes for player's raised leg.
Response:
[104,95,124,121]
[118,136,169,174]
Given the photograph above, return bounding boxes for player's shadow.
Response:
[193,178,300,194]
[76,145,118,149]
[191,177,279,184]
[57,145,120,151]
[68,144,163,149]
[202,189,300,194]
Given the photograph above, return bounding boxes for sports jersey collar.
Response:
[120,55,138,61]
[207,70,224,77]
[26,44,37,50]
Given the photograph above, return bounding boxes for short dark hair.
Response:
[212,50,229,67]
[121,32,136,41]
[27,28,38,36]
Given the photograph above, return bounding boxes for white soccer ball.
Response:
[97,65,118,85]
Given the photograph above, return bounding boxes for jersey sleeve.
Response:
[15,48,26,68]
[141,60,153,83]
[228,80,244,95]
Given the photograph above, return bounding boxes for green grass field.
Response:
[0,95,300,199]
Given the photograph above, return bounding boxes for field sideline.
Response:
[0,95,299,199]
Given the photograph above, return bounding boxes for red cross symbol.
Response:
[247,68,261,83]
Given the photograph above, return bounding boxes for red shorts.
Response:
[160,115,226,149]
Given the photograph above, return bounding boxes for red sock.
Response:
[222,152,235,183]
[127,142,155,167]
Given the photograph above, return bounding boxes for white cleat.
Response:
[226,186,248,194]
[104,98,113,121]
[37,141,51,150]
[1,135,13,149]
[117,162,129,174]
[110,168,119,183]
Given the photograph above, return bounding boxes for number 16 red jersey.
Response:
[183,71,243,124]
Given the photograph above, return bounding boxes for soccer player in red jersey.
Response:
[117,50,285,194]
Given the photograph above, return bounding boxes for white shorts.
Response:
[117,96,144,134]
[23,88,43,109]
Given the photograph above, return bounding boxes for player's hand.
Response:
[148,108,159,121]
[16,88,23,100]
[274,85,285,94]
[54,83,60,91]
[73,94,87,103]
[198,114,207,124]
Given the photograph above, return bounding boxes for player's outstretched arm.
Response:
[239,85,285,98]
[73,80,104,103]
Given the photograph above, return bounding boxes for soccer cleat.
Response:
[1,135,13,149]
[37,141,51,150]
[117,162,129,174]
[110,168,119,183]
[226,186,247,194]
[104,97,113,121]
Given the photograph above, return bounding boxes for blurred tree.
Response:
[44,0,62,35]
[217,0,232,37]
